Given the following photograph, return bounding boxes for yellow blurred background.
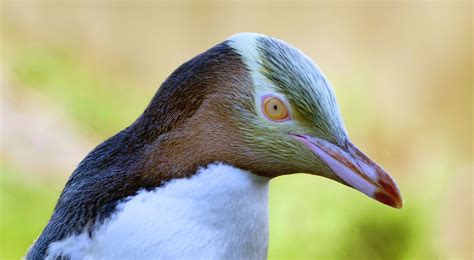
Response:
[1,1,472,259]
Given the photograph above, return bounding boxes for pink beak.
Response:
[291,134,403,209]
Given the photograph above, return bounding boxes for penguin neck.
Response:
[46,162,271,259]
[94,162,271,259]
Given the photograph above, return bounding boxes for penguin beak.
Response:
[291,134,403,209]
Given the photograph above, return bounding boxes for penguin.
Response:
[27,32,402,259]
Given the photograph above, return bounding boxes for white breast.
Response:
[46,163,270,260]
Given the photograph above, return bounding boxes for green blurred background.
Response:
[1,1,472,259]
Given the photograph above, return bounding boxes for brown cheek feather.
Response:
[137,48,255,182]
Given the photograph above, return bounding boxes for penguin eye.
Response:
[262,96,290,121]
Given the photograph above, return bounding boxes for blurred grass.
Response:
[269,175,434,259]
[5,40,149,138]
[0,162,62,259]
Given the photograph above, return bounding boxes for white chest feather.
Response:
[46,163,270,260]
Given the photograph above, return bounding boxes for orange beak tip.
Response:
[374,190,403,209]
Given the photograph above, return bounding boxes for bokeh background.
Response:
[1,1,472,259]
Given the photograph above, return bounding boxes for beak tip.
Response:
[374,190,403,209]
[394,199,403,209]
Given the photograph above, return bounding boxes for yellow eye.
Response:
[263,96,289,121]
